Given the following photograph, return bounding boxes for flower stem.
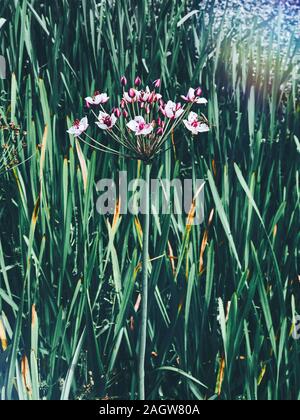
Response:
[190,138,196,189]
[138,163,151,401]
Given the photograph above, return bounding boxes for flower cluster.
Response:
[67,78,209,163]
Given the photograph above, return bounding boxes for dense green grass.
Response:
[0,0,299,400]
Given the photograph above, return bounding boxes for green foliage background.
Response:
[0,0,299,400]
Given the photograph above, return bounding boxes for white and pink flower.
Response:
[96,112,117,130]
[161,101,184,119]
[85,91,110,106]
[139,87,152,103]
[123,89,140,103]
[181,88,207,105]
[67,117,89,137]
[127,116,154,136]
[183,112,210,135]
[153,93,162,103]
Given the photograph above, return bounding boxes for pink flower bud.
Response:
[114,108,121,118]
[123,110,129,118]
[121,76,127,86]
[195,87,202,97]
[134,76,142,87]
[146,106,151,114]
[148,93,154,104]
[85,99,91,109]
[154,79,161,88]
[129,88,136,98]
[157,128,164,136]
[121,99,126,109]
[157,118,162,126]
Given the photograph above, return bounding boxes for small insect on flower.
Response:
[161,101,184,120]
[181,88,208,105]
[67,117,89,137]
[85,91,110,106]
[127,116,154,136]
[96,112,117,130]
[183,112,210,135]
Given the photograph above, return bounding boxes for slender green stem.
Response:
[138,163,151,401]
[190,138,196,190]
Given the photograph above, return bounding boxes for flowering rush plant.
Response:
[67,76,210,401]
[67,77,210,163]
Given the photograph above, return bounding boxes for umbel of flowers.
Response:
[68,79,209,163]
[67,77,209,401]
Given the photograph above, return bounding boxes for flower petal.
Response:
[99,94,110,103]
[67,126,77,135]
[188,112,198,123]
[164,101,176,118]
[80,117,89,130]
[175,109,184,119]
[183,120,192,131]
[198,124,210,133]
[123,92,132,103]
[98,111,108,120]
[135,116,145,124]
[96,122,109,130]
[127,120,138,132]
[111,114,117,127]
[139,125,153,136]
[195,98,208,105]
[85,97,94,104]
[183,120,198,135]
[187,88,195,100]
